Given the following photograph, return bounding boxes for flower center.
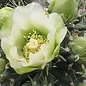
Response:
[26,38,40,53]
[23,30,48,60]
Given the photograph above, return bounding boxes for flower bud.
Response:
[48,0,78,23]
[0,7,13,30]
[69,37,86,55]
[0,7,13,38]
[0,58,5,74]
[67,54,77,63]
[69,37,86,64]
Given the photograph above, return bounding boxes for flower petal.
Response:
[0,17,13,38]
[15,67,38,74]
[41,13,67,60]
[55,27,67,44]
[49,13,64,29]
[29,51,47,69]
[11,23,26,51]
[1,37,11,54]
[29,3,54,35]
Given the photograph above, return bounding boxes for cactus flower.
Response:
[1,3,67,74]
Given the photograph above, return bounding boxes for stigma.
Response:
[26,38,40,53]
